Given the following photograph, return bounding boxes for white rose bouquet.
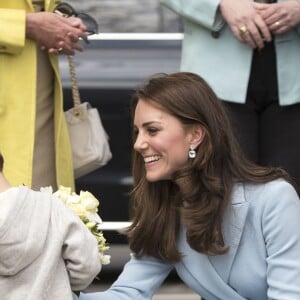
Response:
[41,185,110,265]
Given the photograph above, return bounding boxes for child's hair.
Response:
[0,153,3,171]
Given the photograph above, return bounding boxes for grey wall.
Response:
[67,0,181,33]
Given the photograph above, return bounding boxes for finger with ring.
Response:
[239,25,248,35]
[274,21,280,27]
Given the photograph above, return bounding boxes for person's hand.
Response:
[26,12,88,55]
[254,0,300,35]
[220,0,272,49]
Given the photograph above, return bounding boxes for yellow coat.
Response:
[0,0,74,190]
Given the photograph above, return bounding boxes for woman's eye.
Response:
[148,127,159,135]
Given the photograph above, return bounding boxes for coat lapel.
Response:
[208,183,249,283]
[178,224,247,299]
[178,184,249,299]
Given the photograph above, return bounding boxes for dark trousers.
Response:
[224,42,300,192]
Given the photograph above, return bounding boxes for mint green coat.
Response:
[161,0,300,105]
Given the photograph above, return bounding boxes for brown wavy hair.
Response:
[125,72,291,262]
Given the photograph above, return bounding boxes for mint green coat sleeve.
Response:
[161,0,225,31]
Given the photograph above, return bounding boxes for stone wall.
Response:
[67,0,182,33]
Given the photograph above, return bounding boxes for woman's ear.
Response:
[190,124,205,148]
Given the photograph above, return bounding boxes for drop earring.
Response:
[189,146,196,159]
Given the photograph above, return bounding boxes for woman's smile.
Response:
[144,155,161,164]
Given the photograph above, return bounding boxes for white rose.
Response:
[67,203,87,220]
[40,186,53,194]
[79,191,99,213]
[87,211,102,223]
[54,186,72,203]
[65,193,81,205]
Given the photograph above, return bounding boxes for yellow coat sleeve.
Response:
[0,8,26,54]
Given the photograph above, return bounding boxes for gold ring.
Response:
[57,47,63,53]
[239,25,248,34]
[274,21,280,27]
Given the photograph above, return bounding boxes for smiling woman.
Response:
[78,72,300,300]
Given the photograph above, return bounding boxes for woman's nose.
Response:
[134,134,148,151]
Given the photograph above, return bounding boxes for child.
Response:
[0,153,101,300]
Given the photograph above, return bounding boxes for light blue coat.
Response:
[160,0,300,105]
[79,180,300,299]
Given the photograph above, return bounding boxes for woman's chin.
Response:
[145,170,161,182]
[145,172,171,182]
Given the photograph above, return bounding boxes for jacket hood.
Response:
[0,186,52,275]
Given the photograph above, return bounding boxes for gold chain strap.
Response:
[67,55,81,107]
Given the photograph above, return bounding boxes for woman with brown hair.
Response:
[79,72,300,300]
